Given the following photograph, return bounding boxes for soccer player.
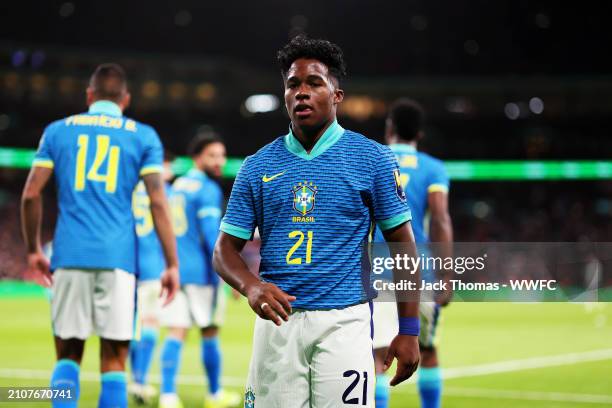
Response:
[158,135,240,408]
[373,99,453,408]
[20,63,179,408]
[129,151,176,404]
[213,36,421,407]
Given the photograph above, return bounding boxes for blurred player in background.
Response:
[159,134,240,408]
[214,36,420,407]
[20,63,179,408]
[373,99,453,408]
[129,151,176,404]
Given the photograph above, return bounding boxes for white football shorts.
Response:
[51,268,136,341]
[245,302,375,408]
[372,301,441,349]
[136,279,163,322]
[160,284,226,329]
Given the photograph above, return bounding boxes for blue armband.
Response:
[399,317,420,336]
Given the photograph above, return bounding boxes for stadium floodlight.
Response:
[244,94,280,113]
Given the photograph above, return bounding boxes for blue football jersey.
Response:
[33,101,164,273]
[172,169,223,286]
[389,144,449,244]
[221,120,412,310]
[133,181,171,281]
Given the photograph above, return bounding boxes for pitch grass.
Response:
[0,298,611,407]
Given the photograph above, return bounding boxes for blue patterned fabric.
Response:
[34,101,163,273]
[222,121,411,309]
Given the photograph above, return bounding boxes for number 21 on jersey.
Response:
[75,134,120,193]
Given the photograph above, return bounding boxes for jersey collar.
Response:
[88,100,122,117]
[284,119,344,160]
[389,143,417,153]
[187,167,207,179]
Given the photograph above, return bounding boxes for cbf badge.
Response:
[393,169,407,201]
[292,181,318,215]
[244,387,255,408]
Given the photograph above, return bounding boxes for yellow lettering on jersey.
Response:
[286,230,314,265]
[400,155,418,168]
[66,115,124,129]
[292,216,315,223]
[125,120,137,132]
[170,194,188,236]
[133,191,153,236]
[74,134,121,193]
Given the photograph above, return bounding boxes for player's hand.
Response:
[383,334,420,386]
[25,251,52,287]
[245,281,296,326]
[160,265,179,306]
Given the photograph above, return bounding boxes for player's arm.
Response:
[143,172,179,304]
[428,190,454,306]
[213,232,296,326]
[382,222,421,385]
[20,166,53,286]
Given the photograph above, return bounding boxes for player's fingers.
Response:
[382,347,395,372]
[268,298,290,322]
[274,292,294,315]
[260,301,282,326]
[390,362,417,386]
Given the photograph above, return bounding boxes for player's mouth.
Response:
[294,104,314,118]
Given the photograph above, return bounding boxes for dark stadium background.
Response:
[0,1,610,277]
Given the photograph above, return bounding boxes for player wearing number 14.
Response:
[21,64,179,408]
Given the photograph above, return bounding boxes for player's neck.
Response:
[292,119,334,153]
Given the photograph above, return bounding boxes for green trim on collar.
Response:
[284,120,345,160]
[389,143,417,153]
[88,100,122,117]
[377,211,412,231]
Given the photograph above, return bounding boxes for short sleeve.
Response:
[427,160,450,194]
[220,158,256,240]
[32,125,55,169]
[140,127,164,176]
[372,146,412,231]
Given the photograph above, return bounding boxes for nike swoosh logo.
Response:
[262,171,285,182]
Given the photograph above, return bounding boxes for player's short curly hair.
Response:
[277,35,347,83]
[388,98,425,142]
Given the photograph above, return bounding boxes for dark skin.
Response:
[284,58,344,152]
[375,123,454,372]
[213,57,420,385]
[21,90,179,373]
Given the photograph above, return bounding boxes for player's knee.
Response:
[201,326,219,338]
[419,345,438,367]
[100,339,130,371]
[55,337,85,363]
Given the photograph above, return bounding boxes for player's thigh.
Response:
[137,279,162,323]
[51,269,95,340]
[93,269,136,341]
[159,288,191,328]
[419,302,441,348]
[184,284,225,328]
[372,301,398,350]
[245,314,310,408]
[310,303,375,408]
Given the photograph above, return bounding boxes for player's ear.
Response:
[333,88,344,105]
[120,92,131,111]
[86,87,95,106]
